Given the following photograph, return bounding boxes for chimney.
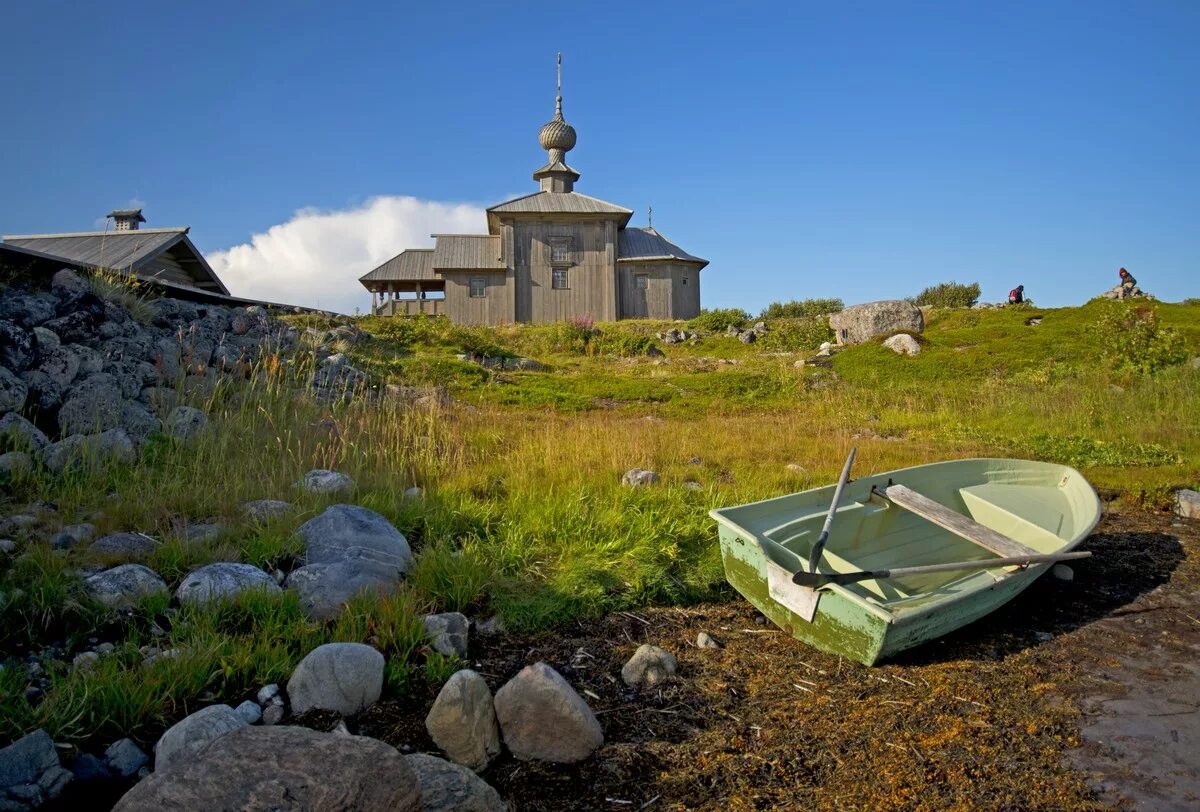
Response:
[108,208,146,231]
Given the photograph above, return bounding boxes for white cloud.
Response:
[207,196,486,314]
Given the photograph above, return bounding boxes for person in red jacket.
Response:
[1008,284,1025,304]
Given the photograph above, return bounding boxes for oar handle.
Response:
[807,448,857,573]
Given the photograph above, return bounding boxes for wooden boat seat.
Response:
[883,484,1041,559]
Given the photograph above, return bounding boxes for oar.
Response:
[791,550,1092,588]
[806,447,857,576]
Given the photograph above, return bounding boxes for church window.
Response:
[469,276,486,298]
[552,268,569,289]
[550,236,574,264]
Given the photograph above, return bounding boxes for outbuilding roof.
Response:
[359,249,436,283]
[432,235,505,271]
[617,227,708,267]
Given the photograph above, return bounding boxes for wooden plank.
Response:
[883,484,1041,559]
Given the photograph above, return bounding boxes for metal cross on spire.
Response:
[648,205,653,228]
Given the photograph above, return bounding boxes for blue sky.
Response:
[2,1,1197,312]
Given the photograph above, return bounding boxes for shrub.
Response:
[757,318,835,352]
[688,307,750,332]
[1095,302,1188,375]
[911,281,981,309]
[760,298,844,320]
[589,329,654,357]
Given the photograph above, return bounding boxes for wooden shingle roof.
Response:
[617,227,708,267]
[359,249,436,282]
[432,235,505,271]
[488,191,632,223]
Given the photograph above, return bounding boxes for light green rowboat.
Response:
[709,458,1101,666]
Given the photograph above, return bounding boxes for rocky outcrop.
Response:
[493,662,603,763]
[287,643,384,716]
[829,300,924,345]
[115,726,420,811]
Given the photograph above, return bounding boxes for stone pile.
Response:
[725,321,768,344]
[1101,284,1154,301]
[655,328,699,345]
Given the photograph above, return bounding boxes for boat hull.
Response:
[711,458,1101,666]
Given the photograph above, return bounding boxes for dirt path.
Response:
[341,508,1198,811]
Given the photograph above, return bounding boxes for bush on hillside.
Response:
[1095,302,1188,375]
[911,281,981,309]
[689,307,750,332]
[757,318,835,352]
[760,298,844,320]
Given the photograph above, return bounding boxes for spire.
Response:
[534,52,579,192]
[648,205,653,229]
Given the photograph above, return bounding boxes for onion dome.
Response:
[539,96,577,152]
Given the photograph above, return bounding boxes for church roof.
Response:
[487,191,633,225]
[618,227,708,267]
[359,249,436,282]
[432,235,505,271]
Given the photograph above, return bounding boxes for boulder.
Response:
[1176,489,1200,519]
[829,300,924,345]
[493,662,603,763]
[621,468,659,487]
[154,704,248,773]
[50,269,90,299]
[85,564,168,607]
[0,319,35,372]
[119,402,161,443]
[0,413,47,455]
[424,612,469,658]
[0,730,63,803]
[240,499,293,521]
[621,644,678,687]
[32,344,80,390]
[21,369,64,414]
[0,367,28,413]
[56,373,125,435]
[286,558,405,620]
[114,726,420,811]
[175,563,282,606]
[0,295,57,329]
[88,532,157,560]
[406,753,506,812]
[424,669,501,771]
[164,406,206,440]
[287,642,384,716]
[882,333,922,356]
[103,739,148,779]
[297,469,354,495]
[295,504,413,572]
[42,428,136,473]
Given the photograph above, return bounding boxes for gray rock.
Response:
[406,753,506,812]
[696,632,722,649]
[51,269,89,298]
[31,327,60,349]
[404,486,424,500]
[85,564,168,607]
[42,428,136,473]
[621,644,678,687]
[287,642,384,716]
[154,704,248,773]
[256,684,280,706]
[286,558,405,620]
[233,700,262,725]
[829,300,924,345]
[503,357,543,372]
[882,333,922,356]
[240,499,293,522]
[114,726,420,811]
[0,367,27,413]
[69,344,105,376]
[475,616,504,636]
[1052,564,1075,582]
[295,504,413,572]
[20,368,64,413]
[0,295,56,329]
[69,753,109,783]
[175,563,282,606]
[0,538,15,555]
[182,521,223,544]
[38,765,73,801]
[119,401,161,443]
[0,729,59,789]
[57,373,125,435]
[164,406,206,440]
[493,662,603,763]
[88,532,157,560]
[72,651,99,671]
[1176,489,1200,519]
[103,739,148,779]
[737,329,756,344]
[621,468,659,487]
[297,468,354,495]
[0,451,32,479]
[33,344,80,389]
[424,669,501,772]
[0,412,49,454]
[0,320,34,372]
[260,704,285,726]
[424,612,469,658]
[51,523,96,550]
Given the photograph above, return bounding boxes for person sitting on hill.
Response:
[1008,285,1025,305]
[1118,267,1137,292]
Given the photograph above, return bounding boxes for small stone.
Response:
[793,359,806,369]
[296,468,354,495]
[404,486,424,500]
[621,644,678,687]
[240,499,292,521]
[1052,564,1074,582]
[73,651,100,671]
[785,463,805,474]
[425,669,501,772]
[233,700,262,725]
[256,684,280,706]
[287,642,384,716]
[88,532,157,560]
[96,643,115,655]
[183,521,224,544]
[682,480,703,492]
[696,632,722,649]
[0,538,16,555]
[621,468,659,487]
[424,612,469,658]
[493,662,603,763]
[686,457,702,465]
[154,704,248,773]
[38,765,74,800]
[103,738,148,779]
[261,704,285,726]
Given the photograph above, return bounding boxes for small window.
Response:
[469,276,486,298]
[635,274,649,290]
[550,236,574,264]
[552,268,569,290]
[682,276,688,285]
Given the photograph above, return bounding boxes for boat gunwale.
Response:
[709,457,1102,625]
